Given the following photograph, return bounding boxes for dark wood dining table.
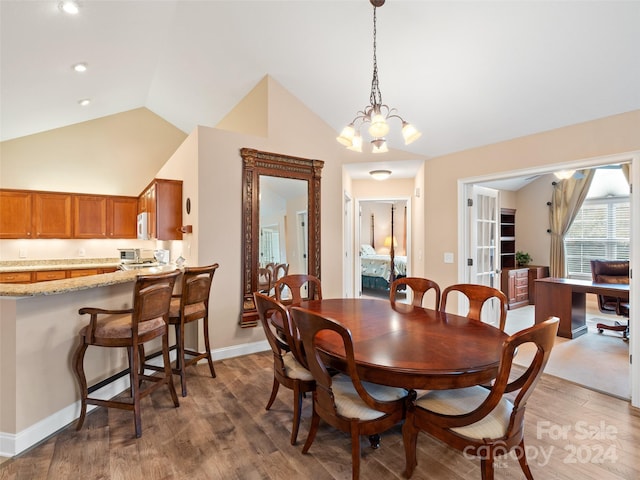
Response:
[297,298,508,390]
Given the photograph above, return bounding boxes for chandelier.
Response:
[336,0,421,153]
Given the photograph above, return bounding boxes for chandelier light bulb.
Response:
[368,112,390,138]
[336,124,355,147]
[402,122,422,145]
[348,132,363,152]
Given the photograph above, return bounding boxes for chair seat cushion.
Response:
[416,385,513,440]
[168,298,206,322]
[282,352,314,381]
[79,314,165,341]
[332,374,407,420]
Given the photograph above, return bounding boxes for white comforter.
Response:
[361,254,407,282]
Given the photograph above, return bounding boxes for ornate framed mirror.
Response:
[240,148,324,327]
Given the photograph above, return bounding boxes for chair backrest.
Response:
[258,267,272,294]
[484,317,559,422]
[133,271,180,336]
[291,306,400,416]
[390,277,441,309]
[440,283,508,331]
[254,292,307,368]
[275,274,322,306]
[274,263,290,281]
[590,259,629,314]
[176,264,219,322]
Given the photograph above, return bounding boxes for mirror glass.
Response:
[240,148,323,327]
[259,176,308,276]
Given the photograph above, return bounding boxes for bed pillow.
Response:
[360,244,376,256]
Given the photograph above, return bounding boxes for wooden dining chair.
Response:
[402,317,559,480]
[144,264,219,397]
[440,283,508,331]
[291,306,407,480]
[73,270,181,438]
[390,277,441,310]
[257,267,272,294]
[274,273,322,306]
[254,292,315,445]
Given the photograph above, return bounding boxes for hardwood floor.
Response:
[1,351,639,479]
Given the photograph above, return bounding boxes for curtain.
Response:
[548,169,596,277]
[622,163,631,184]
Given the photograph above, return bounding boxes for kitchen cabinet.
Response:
[34,270,67,282]
[139,179,183,240]
[0,272,32,284]
[107,196,138,238]
[0,190,33,238]
[34,192,72,238]
[73,195,108,238]
[73,194,137,238]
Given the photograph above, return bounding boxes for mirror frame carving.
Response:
[240,148,324,327]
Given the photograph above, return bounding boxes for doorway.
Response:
[459,152,639,406]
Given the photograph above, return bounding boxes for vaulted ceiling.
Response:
[2,1,639,162]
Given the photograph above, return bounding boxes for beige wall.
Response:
[422,110,640,290]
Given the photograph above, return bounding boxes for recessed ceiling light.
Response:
[59,1,80,15]
[78,98,91,107]
[72,62,87,73]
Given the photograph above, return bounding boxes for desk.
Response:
[298,298,507,390]
[534,277,629,339]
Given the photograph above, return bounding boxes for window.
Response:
[565,167,630,278]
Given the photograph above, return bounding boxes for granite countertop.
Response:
[0,258,121,273]
[0,262,179,298]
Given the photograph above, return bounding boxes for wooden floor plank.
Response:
[1,351,639,479]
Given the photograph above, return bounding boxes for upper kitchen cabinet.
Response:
[107,196,138,238]
[73,194,138,239]
[139,179,183,240]
[73,195,108,238]
[33,192,72,238]
[0,190,33,238]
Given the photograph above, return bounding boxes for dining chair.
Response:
[402,316,559,480]
[73,270,181,438]
[257,267,272,294]
[291,306,407,480]
[143,264,219,397]
[440,283,508,331]
[274,273,322,306]
[254,292,315,445]
[390,276,441,310]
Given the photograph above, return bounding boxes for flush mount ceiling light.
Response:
[337,0,421,154]
[77,98,91,106]
[59,1,80,15]
[72,62,87,72]
[554,170,576,180]
[369,169,392,181]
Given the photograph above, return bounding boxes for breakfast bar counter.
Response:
[0,264,179,457]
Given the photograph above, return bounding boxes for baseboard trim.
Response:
[0,340,269,458]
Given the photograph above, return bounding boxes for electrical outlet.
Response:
[78,248,86,257]
[19,248,27,258]
[444,252,454,263]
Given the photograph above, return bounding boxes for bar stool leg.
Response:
[72,341,89,431]
[202,314,216,378]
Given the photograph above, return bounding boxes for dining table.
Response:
[296,297,509,391]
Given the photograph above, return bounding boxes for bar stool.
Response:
[167,263,219,396]
[73,270,180,438]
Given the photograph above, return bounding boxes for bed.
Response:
[360,244,407,291]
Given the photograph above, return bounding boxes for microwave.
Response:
[137,212,150,240]
[119,248,140,264]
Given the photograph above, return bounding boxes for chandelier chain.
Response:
[369,6,382,108]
